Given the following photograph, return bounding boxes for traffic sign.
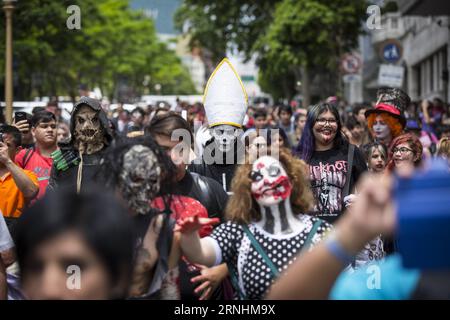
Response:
[341,53,362,74]
[378,64,404,88]
[380,39,403,63]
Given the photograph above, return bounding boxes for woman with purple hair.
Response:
[294,103,367,224]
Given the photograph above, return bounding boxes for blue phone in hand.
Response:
[395,159,450,270]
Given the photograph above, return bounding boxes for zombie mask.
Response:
[210,124,241,153]
[74,105,105,154]
[119,145,161,215]
[250,156,292,207]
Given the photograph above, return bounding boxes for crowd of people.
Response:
[0,58,449,300]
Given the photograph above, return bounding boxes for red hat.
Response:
[365,87,409,128]
[365,103,406,128]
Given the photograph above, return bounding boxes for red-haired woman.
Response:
[387,133,423,172]
[365,88,410,147]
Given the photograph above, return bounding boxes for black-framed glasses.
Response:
[316,118,337,126]
[392,147,413,154]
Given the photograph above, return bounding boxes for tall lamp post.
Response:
[3,0,16,124]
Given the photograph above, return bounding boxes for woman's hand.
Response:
[175,214,220,268]
[191,263,228,300]
[174,214,220,235]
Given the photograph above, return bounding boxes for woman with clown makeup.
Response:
[176,149,332,299]
[365,87,410,148]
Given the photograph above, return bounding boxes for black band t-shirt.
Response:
[307,143,367,224]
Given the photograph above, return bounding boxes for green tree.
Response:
[175,0,367,103]
[174,0,278,66]
[257,0,366,105]
[0,0,195,101]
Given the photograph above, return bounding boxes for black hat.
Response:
[365,87,410,128]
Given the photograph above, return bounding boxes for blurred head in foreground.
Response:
[15,189,134,299]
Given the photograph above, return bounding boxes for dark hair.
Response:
[295,103,345,162]
[100,135,177,196]
[294,112,306,122]
[14,189,135,299]
[131,107,145,118]
[0,124,22,147]
[31,107,45,115]
[278,104,293,116]
[0,107,5,124]
[46,100,58,108]
[269,126,291,149]
[353,103,368,116]
[253,109,267,119]
[146,111,193,143]
[31,111,56,128]
[438,124,450,137]
[345,116,361,131]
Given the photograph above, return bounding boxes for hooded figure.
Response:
[48,97,113,193]
[189,58,248,193]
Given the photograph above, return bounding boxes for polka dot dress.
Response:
[208,215,332,299]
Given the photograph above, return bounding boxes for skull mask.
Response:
[250,156,292,207]
[119,145,161,215]
[210,124,241,153]
[74,105,105,155]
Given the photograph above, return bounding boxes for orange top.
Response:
[0,169,39,218]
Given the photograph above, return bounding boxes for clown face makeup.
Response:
[250,156,292,207]
[74,105,105,154]
[372,115,392,141]
[210,124,241,153]
[119,145,161,215]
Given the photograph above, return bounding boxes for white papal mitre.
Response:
[203,58,248,128]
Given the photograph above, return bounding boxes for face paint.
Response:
[74,105,105,155]
[210,124,240,153]
[250,156,292,207]
[119,145,161,215]
[312,111,338,147]
[372,115,391,140]
[392,142,415,168]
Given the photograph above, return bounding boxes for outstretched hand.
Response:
[174,214,220,234]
